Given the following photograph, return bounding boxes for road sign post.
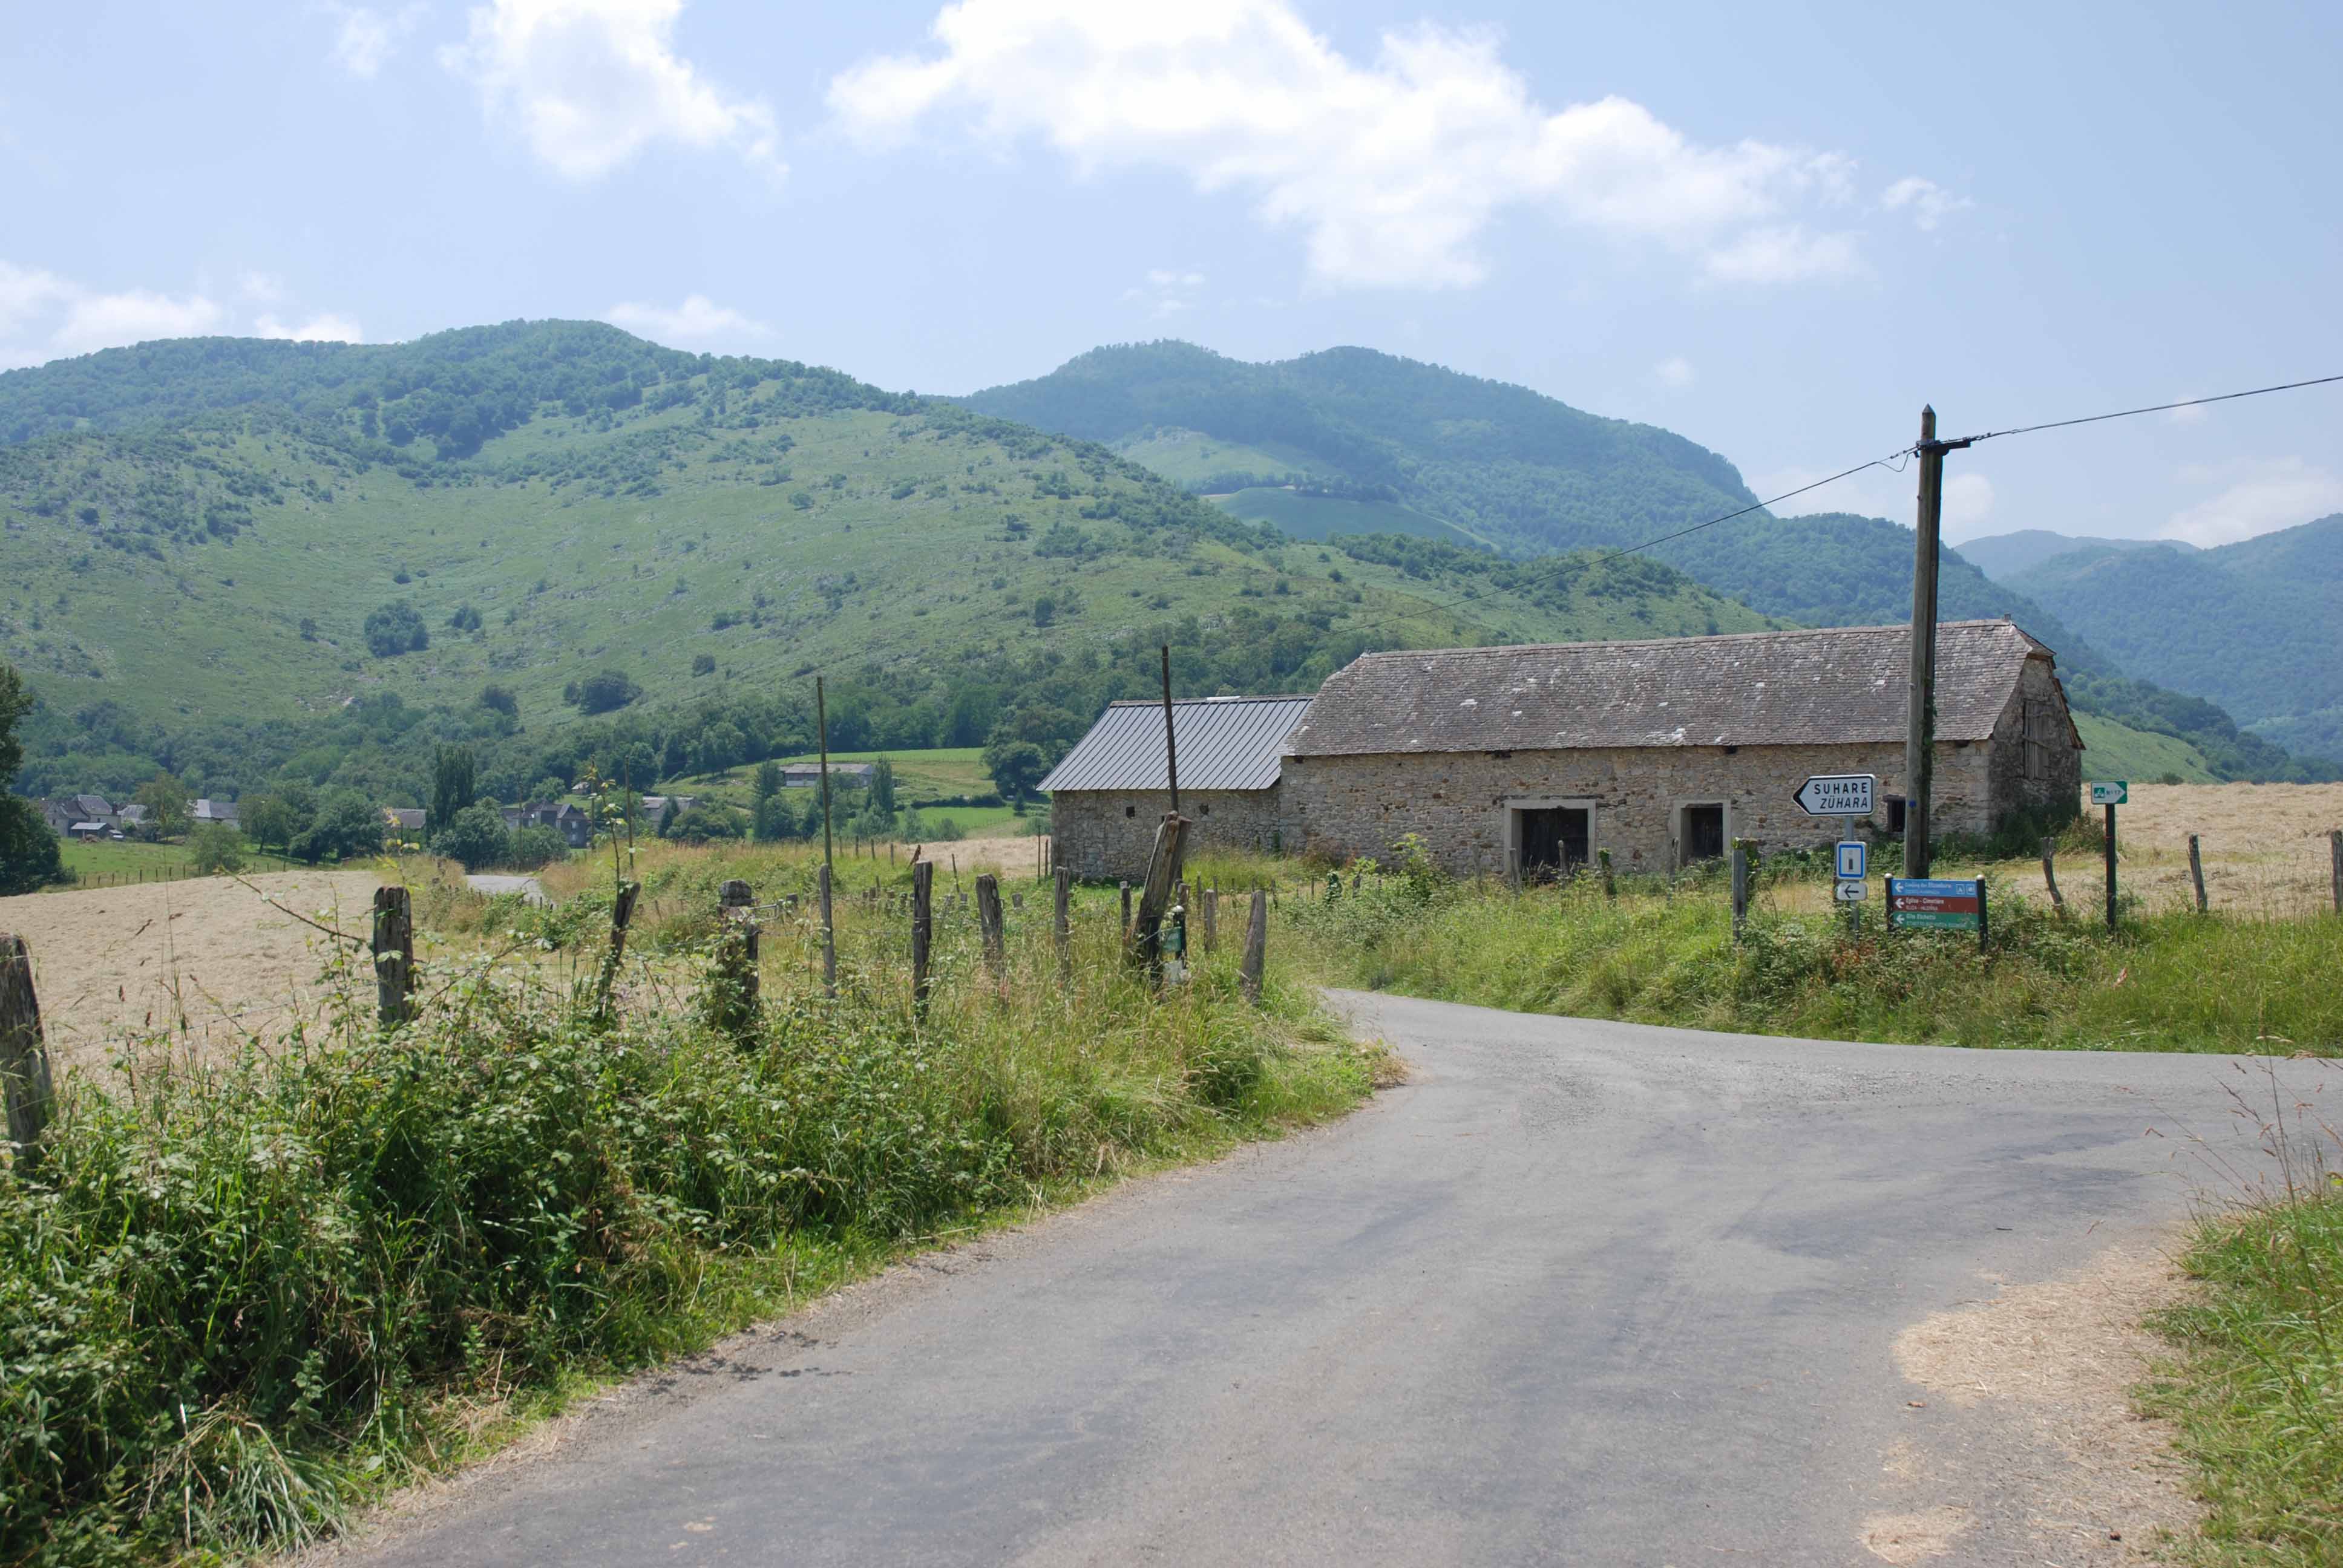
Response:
[1886,877,1989,951]
[1835,838,1867,934]
[2088,782,2126,930]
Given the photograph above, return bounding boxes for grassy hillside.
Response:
[0,322,1766,806]
[2003,516,2343,762]
[968,341,2335,782]
[1208,487,1483,546]
[2071,711,2218,783]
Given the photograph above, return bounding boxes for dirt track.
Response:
[0,869,381,1077]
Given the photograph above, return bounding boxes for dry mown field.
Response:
[0,868,381,1078]
[2037,781,2343,918]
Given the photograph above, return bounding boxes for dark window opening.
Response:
[1518,806,1590,881]
[1884,795,1907,834]
[1682,804,1726,865]
[1201,801,1211,815]
[1125,805,1136,818]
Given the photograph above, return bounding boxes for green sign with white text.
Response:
[2088,780,2128,806]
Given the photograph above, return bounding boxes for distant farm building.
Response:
[1044,696,1315,881]
[1280,620,2081,878]
[781,762,874,788]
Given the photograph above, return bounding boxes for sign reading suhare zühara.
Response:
[1794,774,1876,817]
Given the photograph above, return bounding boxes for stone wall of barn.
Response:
[1282,740,2007,877]
[1987,656,2085,825]
[1050,786,1287,881]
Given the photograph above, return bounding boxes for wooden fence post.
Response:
[1054,864,1072,983]
[371,885,414,1030]
[818,864,836,998]
[592,878,640,1025]
[1598,849,1615,900]
[2330,829,2341,915]
[1240,889,1268,1004]
[1729,841,1751,941]
[975,873,1005,973]
[1127,814,1191,980]
[1,935,54,1169]
[710,879,760,1039]
[1119,880,1132,935]
[911,860,934,1017]
[2187,834,2208,913]
[1201,886,1217,953]
[2040,837,2064,913]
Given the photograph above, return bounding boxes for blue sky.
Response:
[4,1,2338,547]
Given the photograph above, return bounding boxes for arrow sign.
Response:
[1793,774,1876,817]
[2088,780,2128,806]
[1833,881,1868,903]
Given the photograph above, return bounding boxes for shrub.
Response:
[431,803,512,871]
[188,822,246,875]
[509,825,568,869]
[362,602,427,659]
[563,670,642,714]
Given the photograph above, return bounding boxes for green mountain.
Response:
[1995,516,2343,760]
[1955,528,2195,581]
[0,322,1769,806]
[966,342,2338,780]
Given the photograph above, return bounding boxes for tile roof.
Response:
[1041,696,1316,794]
[1283,621,2055,759]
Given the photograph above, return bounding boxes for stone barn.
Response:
[1044,694,1315,881]
[1279,619,2081,878]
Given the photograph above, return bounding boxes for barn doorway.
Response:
[1680,803,1726,866]
[1516,806,1590,881]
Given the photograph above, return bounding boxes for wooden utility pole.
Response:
[371,886,415,1030]
[1,935,54,1167]
[1904,405,1973,878]
[910,860,934,1017]
[1127,813,1190,979]
[1158,644,1181,818]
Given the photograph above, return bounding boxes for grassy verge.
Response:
[0,857,1374,1564]
[2142,1120,2343,1564]
[1271,852,2342,1053]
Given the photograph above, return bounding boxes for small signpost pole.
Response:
[2089,782,2127,930]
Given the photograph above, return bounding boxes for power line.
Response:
[1581,450,1911,569]
[1953,372,2343,446]
[1584,370,2341,569]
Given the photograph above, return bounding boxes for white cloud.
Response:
[1126,268,1207,317]
[605,293,767,345]
[1943,471,1994,529]
[1652,355,1694,388]
[255,312,365,342]
[1700,224,1864,285]
[2163,457,2343,547]
[324,3,426,78]
[0,260,75,338]
[1881,175,1971,232]
[48,286,226,359]
[240,269,287,303]
[831,1,1867,290]
[443,0,781,181]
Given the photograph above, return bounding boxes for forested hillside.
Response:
[968,341,2336,779]
[0,322,1768,807]
[1998,515,2343,760]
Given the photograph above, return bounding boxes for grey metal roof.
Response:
[1284,621,2056,759]
[1041,696,1316,794]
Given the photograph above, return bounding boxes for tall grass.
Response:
[1279,862,2342,1053]
[2142,1091,2343,1564]
[0,880,1372,1563]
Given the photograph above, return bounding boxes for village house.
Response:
[1043,695,1316,881]
[1279,620,2082,878]
[497,802,594,848]
[191,799,238,826]
[385,808,428,841]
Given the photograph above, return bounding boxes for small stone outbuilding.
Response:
[1280,619,2082,878]
[1044,695,1314,881]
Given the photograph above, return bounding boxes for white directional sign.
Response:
[1833,881,1869,903]
[2088,780,2128,806]
[1794,773,1876,817]
[1836,841,1867,880]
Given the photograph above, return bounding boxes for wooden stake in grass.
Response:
[2187,833,2209,913]
[1729,841,1751,941]
[975,873,1005,973]
[2331,829,2341,915]
[1127,814,1190,981]
[710,879,761,1040]
[818,864,836,998]
[1119,880,1132,934]
[2040,836,2064,913]
[1598,848,1616,900]
[370,886,414,1030]
[0,934,54,1169]
[592,878,640,1025]
[1240,889,1268,1004]
[911,859,934,1018]
[1201,886,1217,953]
[1054,864,1072,983]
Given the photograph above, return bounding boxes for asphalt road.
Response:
[341,992,2320,1567]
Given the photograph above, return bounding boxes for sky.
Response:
[4,0,2339,548]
